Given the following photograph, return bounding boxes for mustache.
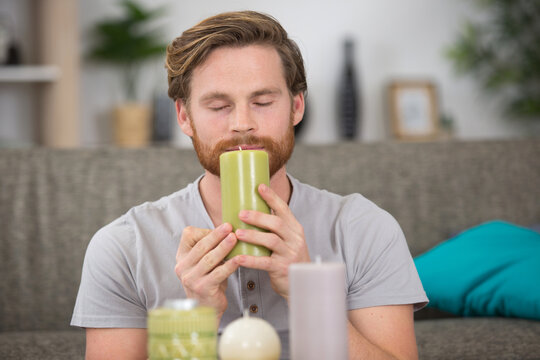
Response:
[215,135,277,153]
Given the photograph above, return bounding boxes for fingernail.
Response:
[239,210,248,219]
[236,229,245,237]
[219,223,230,232]
[259,183,268,192]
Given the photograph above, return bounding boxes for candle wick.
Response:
[239,146,242,151]
[315,255,322,264]
[243,308,250,318]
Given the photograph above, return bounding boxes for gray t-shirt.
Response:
[71,174,427,358]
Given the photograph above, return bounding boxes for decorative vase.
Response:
[339,38,361,140]
[113,103,151,147]
[152,93,174,143]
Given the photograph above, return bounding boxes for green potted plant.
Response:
[446,0,540,119]
[87,0,168,147]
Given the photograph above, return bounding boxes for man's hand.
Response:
[233,183,310,300]
[175,223,241,321]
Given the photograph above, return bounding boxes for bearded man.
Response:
[72,11,427,360]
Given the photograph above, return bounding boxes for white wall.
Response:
[75,0,540,146]
[0,0,37,146]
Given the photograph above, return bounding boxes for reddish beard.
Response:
[190,121,295,177]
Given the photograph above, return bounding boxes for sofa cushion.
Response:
[415,317,540,359]
[0,330,85,360]
[414,220,540,320]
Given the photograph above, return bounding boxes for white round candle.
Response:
[289,258,348,360]
[218,310,281,360]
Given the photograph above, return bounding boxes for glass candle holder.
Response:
[147,299,217,359]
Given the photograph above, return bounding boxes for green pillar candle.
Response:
[220,149,271,259]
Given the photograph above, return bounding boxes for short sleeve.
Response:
[342,197,428,311]
[71,218,147,328]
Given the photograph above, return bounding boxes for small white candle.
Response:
[289,257,348,360]
[218,309,281,360]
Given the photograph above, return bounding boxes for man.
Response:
[72,11,427,359]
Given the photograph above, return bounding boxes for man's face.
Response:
[176,45,304,177]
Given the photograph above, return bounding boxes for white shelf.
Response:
[0,65,61,83]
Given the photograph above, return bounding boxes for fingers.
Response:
[183,252,241,295]
[176,224,239,289]
[235,254,274,272]
[235,228,289,254]
[239,209,282,234]
[256,184,303,233]
[177,226,212,256]
[239,207,304,243]
[176,223,238,282]
[212,256,242,283]
[190,223,233,260]
[237,183,306,253]
[177,223,231,258]
[258,183,293,219]
[234,254,290,299]
[192,232,237,278]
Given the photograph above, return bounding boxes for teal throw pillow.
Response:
[414,220,540,320]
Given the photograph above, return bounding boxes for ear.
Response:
[291,92,305,127]
[175,99,194,137]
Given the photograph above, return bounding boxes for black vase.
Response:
[152,93,174,143]
[339,39,361,140]
[5,40,22,65]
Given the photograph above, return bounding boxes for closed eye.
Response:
[210,105,230,111]
[255,102,272,107]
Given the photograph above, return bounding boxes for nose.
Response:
[230,105,257,133]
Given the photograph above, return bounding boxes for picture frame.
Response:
[388,81,439,140]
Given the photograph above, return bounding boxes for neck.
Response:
[199,166,291,228]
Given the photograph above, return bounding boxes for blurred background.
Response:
[1,0,539,148]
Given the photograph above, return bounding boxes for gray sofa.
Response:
[1,139,539,359]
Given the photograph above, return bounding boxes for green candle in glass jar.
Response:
[220,149,271,259]
[147,299,217,360]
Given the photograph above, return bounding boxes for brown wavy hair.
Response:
[165,11,307,103]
